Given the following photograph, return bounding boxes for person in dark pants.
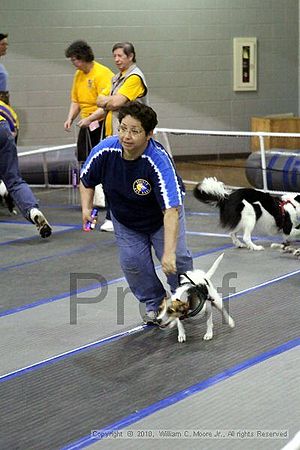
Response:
[64,40,114,163]
[64,40,114,210]
[80,102,193,323]
[0,107,52,238]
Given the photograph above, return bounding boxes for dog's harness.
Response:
[178,273,213,318]
[278,199,297,230]
[279,199,295,216]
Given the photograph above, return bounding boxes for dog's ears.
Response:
[294,195,300,204]
[282,213,293,235]
[160,296,172,310]
[206,253,224,279]
[165,297,172,307]
[171,300,190,316]
[179,302,190,315]
[157,297,170,319]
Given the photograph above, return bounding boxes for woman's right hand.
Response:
[82,208,94,230]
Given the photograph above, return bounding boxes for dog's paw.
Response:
[250,244,264,251]
[270,243,284,250]
[274,245,300,258]
[235,243,246,248]
[283,245,297,254]
[178,332,186,343]
[228,317,235,328]
[203,331,213,340]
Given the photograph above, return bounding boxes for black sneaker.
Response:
[30,208,52,238]
[143,310,158,325]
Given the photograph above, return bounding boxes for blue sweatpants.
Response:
[0,121,38,220]
[112,206,193,313]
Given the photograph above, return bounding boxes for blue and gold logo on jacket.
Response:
[133,179,151,195]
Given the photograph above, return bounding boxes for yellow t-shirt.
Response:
[0,100,19,132]
[105,73,145,136]
[71,61,114,118]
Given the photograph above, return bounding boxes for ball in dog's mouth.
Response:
[158,320,176,329]
[158,323,169,329]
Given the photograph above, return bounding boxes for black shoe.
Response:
[143,311,158,325]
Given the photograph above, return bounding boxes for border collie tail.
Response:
[193,177,231,207]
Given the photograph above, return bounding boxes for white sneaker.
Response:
[29,208,52,238]
[0,181,17,214]
[0,180,8,197]
[100,219,114,232]
[93,184,106,208]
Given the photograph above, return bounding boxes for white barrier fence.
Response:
[17,129,300,193]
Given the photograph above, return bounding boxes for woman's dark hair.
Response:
[0,33,8,41]
[118,102,158,135]
[65,40,94,62]
[112,42,136,62]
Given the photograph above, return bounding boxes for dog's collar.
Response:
[279,199,296,216]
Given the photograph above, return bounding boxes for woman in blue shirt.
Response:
[80,102,193,323]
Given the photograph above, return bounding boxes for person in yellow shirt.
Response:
[96,42,149,232]
[97,42,148,137]
[0,100,19,138]
[64,40,114,163]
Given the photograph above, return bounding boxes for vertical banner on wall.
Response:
[233,37,257,91]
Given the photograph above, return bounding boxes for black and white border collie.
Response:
[194,177,300,251]
[157,254,235,343]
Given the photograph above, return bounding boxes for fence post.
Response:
[259,134,268,191]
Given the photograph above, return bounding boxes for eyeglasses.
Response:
[118,125,144,137]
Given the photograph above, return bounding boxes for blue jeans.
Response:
[112,206,193,312]
[0,121,38,220]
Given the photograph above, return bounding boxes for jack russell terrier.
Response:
[157,254,235,342]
